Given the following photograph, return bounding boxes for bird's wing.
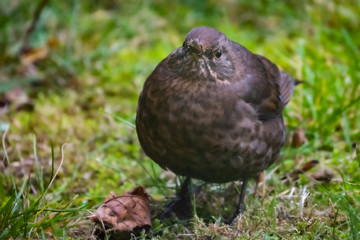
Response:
[255,54,296,107]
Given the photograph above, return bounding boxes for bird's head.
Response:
[169,26,235,81]
[183,26,227,58]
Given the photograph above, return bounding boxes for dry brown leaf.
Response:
[311,171,333,182]
[282,159,319,181]
[292,128,307,148]
[20,46,48,66]
[90,186,151,239]
[301,159,319,172]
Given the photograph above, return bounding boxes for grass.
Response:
[0,0,359,239]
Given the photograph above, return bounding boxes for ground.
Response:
[0,0,359,239]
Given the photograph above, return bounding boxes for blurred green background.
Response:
[0,0,359,239]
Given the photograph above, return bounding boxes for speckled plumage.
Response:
[136,26,296,183]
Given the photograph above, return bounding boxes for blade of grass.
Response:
[112,114,136,129]
[49,139,55,184]
[33,135,44,193]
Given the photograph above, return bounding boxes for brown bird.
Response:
[136,26,297,222]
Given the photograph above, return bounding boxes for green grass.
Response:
[1,0,360,239]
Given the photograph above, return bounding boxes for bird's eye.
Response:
[183,41,186,48]
[215,49,222,58]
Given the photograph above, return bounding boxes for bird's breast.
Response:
[136,75,285,182]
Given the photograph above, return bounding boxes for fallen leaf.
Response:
[311,171,333,182]
[20,46,48,66]
[301,159,319,172]
[292,128,307,148]
[282,159,319,181]
[90,186,151,240]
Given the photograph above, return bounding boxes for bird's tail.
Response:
[279,72,301,106]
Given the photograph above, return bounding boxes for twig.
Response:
[19,0,50,55]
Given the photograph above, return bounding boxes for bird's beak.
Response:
[188,39,203,54]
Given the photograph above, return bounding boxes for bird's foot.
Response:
[158,177,192,220]
[227,202,246,225]
[225,179,248,225]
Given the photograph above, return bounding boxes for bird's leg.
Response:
[261,172,266,203]
[229,179,248,225]
[159,177,192,220]
[253,171,265,198]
